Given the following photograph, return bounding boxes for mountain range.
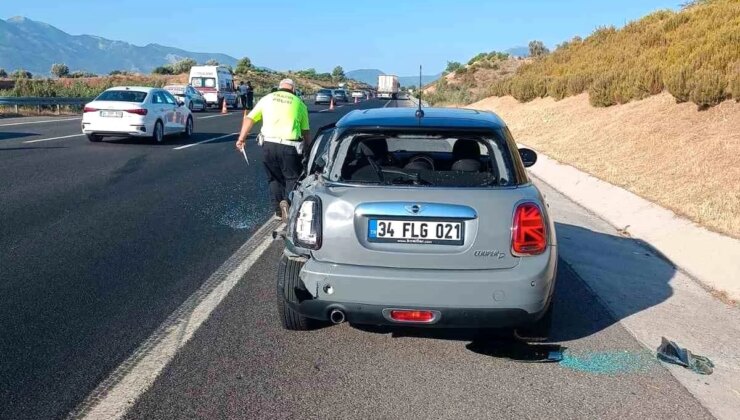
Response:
[345,69,442,87]
[0,16,238,75]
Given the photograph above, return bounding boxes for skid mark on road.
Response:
[68,218,283,419]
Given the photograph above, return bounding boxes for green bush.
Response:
[152,66,173,75]
[566,73,591,95]
[510,76,544,102]
[488,79,511,97]
[689,68,727,107]
[729,65,740,102]
[638,66,664,95]
[589,73,619,107]
[547,77,569,100]
[664,64,693,103]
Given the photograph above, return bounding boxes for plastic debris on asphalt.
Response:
[656,337,714,375]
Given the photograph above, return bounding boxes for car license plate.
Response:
[100,110,123,118]
[368,219,463,245]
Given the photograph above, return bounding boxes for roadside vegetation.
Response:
[0,57,367,116]
[427,0,740,109]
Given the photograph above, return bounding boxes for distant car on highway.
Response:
[351,90,364,99]
[82,86,194,143]
[332,89,349,103]
[164,84,207,112]
[277,107,557,340]
[315,89,333,104]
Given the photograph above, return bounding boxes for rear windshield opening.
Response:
[318,89,332,94]
[191,77,216,88]
[96,90,148,103]
[329,133,514,188]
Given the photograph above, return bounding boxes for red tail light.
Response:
[125,108,148,116]
[83,106,98,113]
[512,202,547,256]
[389,310,436,323]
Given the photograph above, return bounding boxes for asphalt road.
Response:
[0,98,394,419]
[0,97,712,419]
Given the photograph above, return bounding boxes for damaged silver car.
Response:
[276,107,557,340]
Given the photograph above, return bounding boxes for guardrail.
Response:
[0,96,92,114]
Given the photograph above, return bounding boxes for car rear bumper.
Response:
[293,248,557,328]
[82,122,149,137]
[289,299,545,328]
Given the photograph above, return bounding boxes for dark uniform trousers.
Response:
[262,141,303,211]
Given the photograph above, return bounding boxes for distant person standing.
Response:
[246,81,254,109]
[235,79,310,220]
[238,81,248,109]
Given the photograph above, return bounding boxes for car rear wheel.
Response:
[86,134,102,143]
[152,120,164,144]
[277,255,316,331]
[181,116,193,138]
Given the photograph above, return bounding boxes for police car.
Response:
[276,107,557,340]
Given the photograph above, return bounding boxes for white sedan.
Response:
[82,86,194,143]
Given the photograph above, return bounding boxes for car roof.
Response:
[336,107,507,129]
[106,86,157,92]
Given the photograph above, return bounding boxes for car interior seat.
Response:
[451,139,482,172]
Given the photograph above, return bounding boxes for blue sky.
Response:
[1,0,681,75]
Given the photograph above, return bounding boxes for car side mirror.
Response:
[519,148,537,167]
[177,100,185,107]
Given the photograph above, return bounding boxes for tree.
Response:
[0,68,7,78]
[332,66,345,81]
[170,58,197,74]
[152,66,174,75]
[11,69,32,79]
[445,61,463,73]
[235,57,252,74]
[528,40,550,58]
[50,63,70,78]
[205,59,219,66]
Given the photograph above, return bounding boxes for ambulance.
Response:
[188,65,238,109]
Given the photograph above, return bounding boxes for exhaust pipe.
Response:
[329,309,346,324]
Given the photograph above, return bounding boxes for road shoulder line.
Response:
[68,218,283,419]
[173,132,238,150]
[23,133,85,144]
[0,117,81,127]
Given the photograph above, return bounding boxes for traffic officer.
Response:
[235,78,310,220]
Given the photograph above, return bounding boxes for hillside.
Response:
[431,0,740,108]
[423,55,527,105]
[0,17,237,75]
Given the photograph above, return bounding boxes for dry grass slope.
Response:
[468,93,740,238]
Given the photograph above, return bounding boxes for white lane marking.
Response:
[173,132,238,150]
[69,219,283,420]
[0,117,81,127]
[382,100,392,108]
[23,133,85,144]
[197,113,239,120]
